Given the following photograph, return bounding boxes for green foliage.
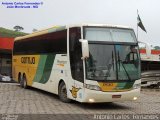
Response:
[13,25,24,32]
[154,46,160,50]
[0,27,27,38]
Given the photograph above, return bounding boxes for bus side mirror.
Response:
[79,39,89,59]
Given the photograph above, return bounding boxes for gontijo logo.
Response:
[102,83,114,86]
[21,57,35,64]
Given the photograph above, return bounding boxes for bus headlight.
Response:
[133,83,141,89]
[84,84,101,91]
[133,97,138,100]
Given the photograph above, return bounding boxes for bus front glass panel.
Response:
[84,27,140,81]
[116,45,141,81]
[85,27,136,43]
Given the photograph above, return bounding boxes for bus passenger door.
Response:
[69,27,84,102]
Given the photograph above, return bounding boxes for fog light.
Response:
[89,98,95,102]
[133,97,138,100]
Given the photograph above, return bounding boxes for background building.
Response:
[0,27,27,76]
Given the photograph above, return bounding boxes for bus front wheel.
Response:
[58,82,71,103]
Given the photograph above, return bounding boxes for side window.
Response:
[13,29,67,55]
[69,27,84,82]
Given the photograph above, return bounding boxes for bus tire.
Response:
[58,82,71,103]
[18,73,21,83]
[19,75,24,88]
[21,75,28,89]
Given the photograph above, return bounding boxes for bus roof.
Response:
[15,26,66,41]
[15,23,133,41]
[67,23,132,29]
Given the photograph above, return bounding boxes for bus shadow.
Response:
[72,102,130,110]
[25,86,60,100]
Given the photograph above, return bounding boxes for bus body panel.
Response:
[13,53,77,101]
[12,55,40,86]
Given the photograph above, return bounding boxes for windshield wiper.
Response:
[112,51,114,71]
[117,51,131,81]
[103,51,114,80]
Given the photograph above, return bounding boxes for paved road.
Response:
[0,83,160,119]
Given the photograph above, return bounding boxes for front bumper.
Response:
[81,88,140,103]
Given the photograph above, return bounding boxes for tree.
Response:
[154,46,160,50]
[13,26,24,32]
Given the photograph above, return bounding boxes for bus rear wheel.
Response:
[20,75,28,89]
[19,75,23,88]
[58,82,71,103]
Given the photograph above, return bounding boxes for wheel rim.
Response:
[61,85,67,100]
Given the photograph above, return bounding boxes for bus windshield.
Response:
[84,27,140,81]
[84,27,136,43]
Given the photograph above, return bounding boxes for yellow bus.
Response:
[12,24,141,103]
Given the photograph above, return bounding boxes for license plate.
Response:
[112,95,121,98]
